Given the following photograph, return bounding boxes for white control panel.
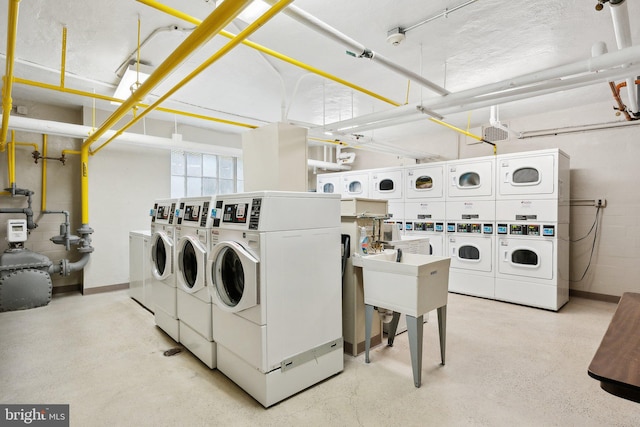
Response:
[7,219,28,243]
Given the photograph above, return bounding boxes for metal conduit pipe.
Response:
[263,0,450,96]
[0,188,37,230]
[81,0,253,152]
[0,0,20,149]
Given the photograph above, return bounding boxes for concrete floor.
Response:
[1,290,638,426]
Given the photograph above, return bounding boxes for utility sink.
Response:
[361,250,451,388]
[361,251,451,317]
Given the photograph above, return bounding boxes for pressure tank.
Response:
[0,248,53,312]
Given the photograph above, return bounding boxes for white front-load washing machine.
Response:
[342,171,370,198]
[446,221,495,298]
[446,156,495,201]
[316,172,342,195]
[496,148,570,224]
[207,191,344,407]
[405,162,445,202]
[175,196,217,368]
[150,198,180,342]
[370,167,404,221]
[495,222,569,311]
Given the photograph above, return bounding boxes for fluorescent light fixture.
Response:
[236,0,270,23]
[112,63,153,105]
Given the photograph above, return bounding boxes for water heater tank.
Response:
[0,248,53,312]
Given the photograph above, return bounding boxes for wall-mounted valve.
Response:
[32,150,66,166]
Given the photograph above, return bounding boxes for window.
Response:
[171,151,244,198]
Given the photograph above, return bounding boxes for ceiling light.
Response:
[235,0,270,23]
[112,63,153,105]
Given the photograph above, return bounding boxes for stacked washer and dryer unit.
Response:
[207,191,344,408]
[174,196,218,368]
[150,198,180,342]
[445,156,497,299]
[404,163,446,256]
[494,149,570,311]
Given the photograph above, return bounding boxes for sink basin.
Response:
[361,251,451,317]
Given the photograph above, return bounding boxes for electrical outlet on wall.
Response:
[596,198,607,208]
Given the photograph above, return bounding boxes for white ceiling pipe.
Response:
[520,118,640,138]
[2,114,243,156]
[307,159,351,171]
[323,62,640,135]
[325,103,418,132]
[319,45,640,133]
[609,0,638,113]
[263,0,449,96]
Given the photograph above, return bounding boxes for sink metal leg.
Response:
[406,314,424,388]
[386,311,401,346]
[437,305,447,365]
[365,304,374,363]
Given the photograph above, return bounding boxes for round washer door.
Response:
[207,241,259,313]
[151,232,173,281]
[177,235,207,293]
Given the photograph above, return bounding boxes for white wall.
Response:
[83,142,169,289]
[81,107,242,290]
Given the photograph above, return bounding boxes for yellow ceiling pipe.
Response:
[14,77,257,129]
[80,145,89,224]
[91,0,293,155]
[60,26,67,88]
[41,134,47,211]
[81,0,252,152]
[137,0,401,107]
[8,130,16,189]
[1,0,21,150]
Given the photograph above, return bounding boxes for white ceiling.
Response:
[1,0,639,156]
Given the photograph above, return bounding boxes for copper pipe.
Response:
[609,81,632,121]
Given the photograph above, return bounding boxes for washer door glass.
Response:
[178,235,207,292]
[512,167,540,185]
[210,241,259,313]
[379,179,394,191]
[181,240,198,289]
[459,245,480,260]
[323,183,335,193]
[218,247,244,306]
[348,181,362,194]
[459,172,480,188]
[154,239,166,275]
[415,175,433,190]
[151,232,172,280]
[512,249,538,266]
